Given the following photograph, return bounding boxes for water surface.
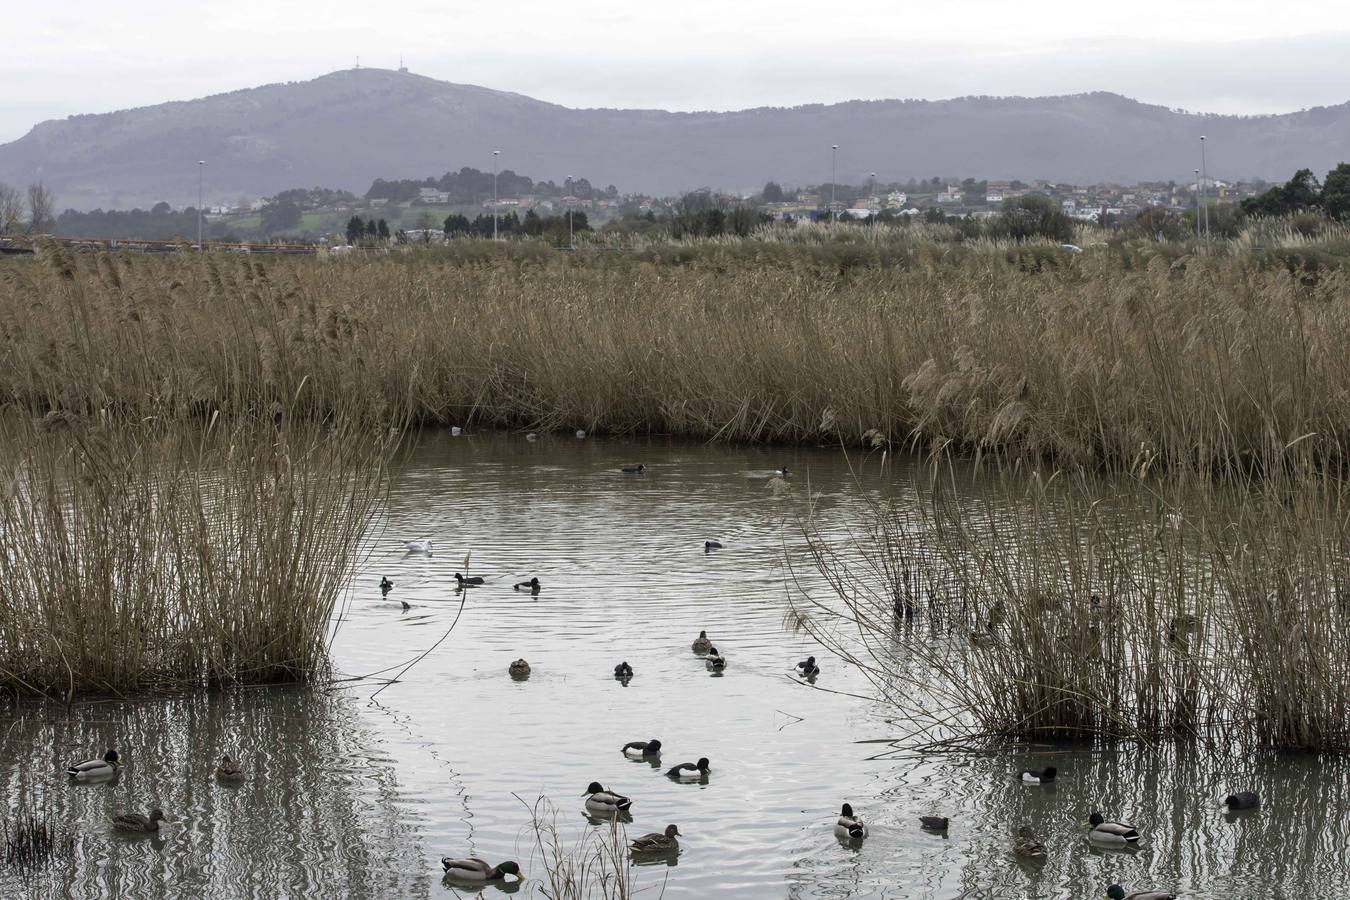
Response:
[2,432,1347,898]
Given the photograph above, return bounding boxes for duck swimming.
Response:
[583,782,632,812]
[621,464,646,474]
[691,630,712,654]
[380,576,394,595]
[795,656,820,677]
[509,659,531,678]
[215,754,246,782]
[404,539,433,554]
[514,577,541,594]
[704,541,723,552]
[68,749,119,781]
[440,858,525,882]
[111,808,167,833]
[1107,886,1176,900]
[1088,811,1140,846]
[614,661,634,678]
[1012,825,1046,858]
[454,573,485,587]
[919,816,949,832]
[834,803,867,840]
[1223,791,1260,810]
[665,758,711,780]
[774,466,789,477]
[705,647,726,670]
[622,739,662,759]
[630,824,680,852]
[1019,766,1057,784]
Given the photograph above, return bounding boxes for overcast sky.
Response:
[4,1,1349,143]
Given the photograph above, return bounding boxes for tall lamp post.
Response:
[1194,168,1201,241]
[830,144,839,237]
[492,150,501,240]
[197,160,205,250]
[1199,135,1210,239]
[566,174,574,250]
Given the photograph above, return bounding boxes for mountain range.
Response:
[2,68,1347,210]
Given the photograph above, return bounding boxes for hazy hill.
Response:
[2,68,1347,210]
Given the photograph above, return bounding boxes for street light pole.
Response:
[830,144,838,237]
[492,150,501,240]
[197,160,204,250]
[566,175,574,250]
[1199,135,1209,239]
[1194,168,1201,240]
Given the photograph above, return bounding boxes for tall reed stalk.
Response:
[799,461,1350,751]
[5,238,1347,473]
[0,412,388,697]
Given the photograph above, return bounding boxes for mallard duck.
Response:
[795,656,820,677]
[215,754,246,782]
[622,739,661,759]
[68,749,119,781]
[1019,766,1057,784]
[614,661,634,678]
[691,630,712,654]
[666,758,710,780]
[1107,886,1176,900]
[833,803,867,840]
[1223,791,1260,810]
[380,576,394,595]
[583,782,632,812]
[704,541,723,552]
[621,464,645,474]
[919,816,949,831]
[1012,825,1046,858]
[1088,812,1140,846]
[630,824,680,852]
[514,577,541,594]
[111,808,167,833]
[401,600,411,611]
[454,572,484,587]
[509,659,531,678]
[404,539,433,553]
[774,466,789,477]
[440,858,525,882]
[705,647,726,670]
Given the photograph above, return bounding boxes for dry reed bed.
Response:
[0,413,388,698]
[797,464,1350,752]
[3,241,1348,473]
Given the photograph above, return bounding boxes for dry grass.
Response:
[0,412,389,698]
[797,460,1350,752]
[4,237,1348,474]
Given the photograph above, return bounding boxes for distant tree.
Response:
[443,213,471,236]
[0,182,24,233]
[259,200,302,235]
[994,194,1074,243]
[1322,163,1350,221]
[1241,168,1323,217]
[151,201,172,215]
[25,182,55,234]
[377,219,391,240]
[1128,207,1187,241]
[366,218,378,237]
[345,216,365,244]
[761,181,785,203]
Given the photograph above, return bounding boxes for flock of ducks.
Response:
[63,750,247,834]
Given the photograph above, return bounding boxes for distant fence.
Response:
[0,235,317,256]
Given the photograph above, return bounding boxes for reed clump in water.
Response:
[1,807,65,879]
[522,797,646,900]
[3,238,1350,472]
[800,458,1350,752]
[0,410,388,697]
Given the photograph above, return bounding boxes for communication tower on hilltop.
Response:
[398,54,409,73]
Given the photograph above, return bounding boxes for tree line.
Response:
[0,182,56,235]
[365,167,618,205]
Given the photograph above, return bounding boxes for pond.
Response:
[2,432,1347,898]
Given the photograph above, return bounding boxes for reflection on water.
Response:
[2,432,1348,898]
[0,689,427,899]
